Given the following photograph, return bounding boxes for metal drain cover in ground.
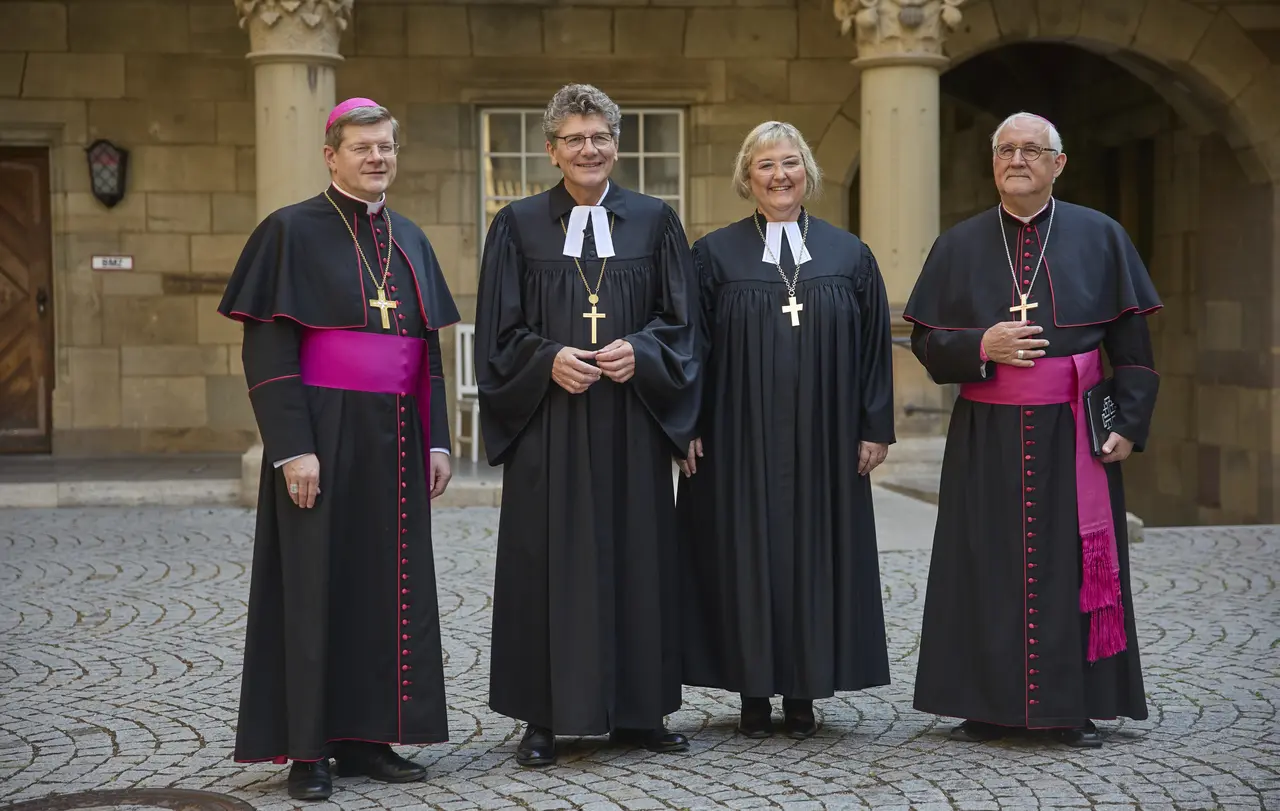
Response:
[0,789,255,811]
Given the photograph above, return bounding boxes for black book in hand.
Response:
[1083,378,1117,457]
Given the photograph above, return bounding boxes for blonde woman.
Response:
[676,121,894,739]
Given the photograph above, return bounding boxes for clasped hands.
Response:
[552,339,635,393]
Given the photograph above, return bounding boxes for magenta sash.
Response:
[298,329,433,463]
[959,349,1126,662]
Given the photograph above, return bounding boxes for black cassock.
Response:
[475,181,700,735]
[676,213,895,699]
[218,184,459,762]
[904,199,1161,729]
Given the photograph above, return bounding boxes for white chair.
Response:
[453,323,481,464]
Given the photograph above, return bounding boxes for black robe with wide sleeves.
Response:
[904,200,1161,729]
[218,185,459,762]
[475,181,700,735]
[676,213,894,700]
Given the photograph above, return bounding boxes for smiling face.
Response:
[323,120,397,201]
[546,113,616,196]
[992,118,1066,204]
[749,139,807,221]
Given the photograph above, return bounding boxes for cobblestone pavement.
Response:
[1,508,1276,811]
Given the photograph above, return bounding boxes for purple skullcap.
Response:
[326,97,380,132]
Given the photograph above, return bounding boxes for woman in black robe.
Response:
[676,121,896,739]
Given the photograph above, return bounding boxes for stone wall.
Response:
[2,0,1277,522]
[1,0,257,455]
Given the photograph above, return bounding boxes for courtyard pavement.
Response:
[0,505,1276,810]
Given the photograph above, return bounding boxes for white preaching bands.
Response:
[561,182,614,259]
[763,220,812,268]
[275,181,448,471]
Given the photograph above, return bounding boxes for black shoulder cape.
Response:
[217,191,460,330]
[904,200,1161,330]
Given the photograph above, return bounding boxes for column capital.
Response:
[835,0,965,68]
[234,0,353,65]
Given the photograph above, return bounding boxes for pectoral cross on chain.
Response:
[583,294,606,345]
[370,287,399,330]
[1009,293,1038,321]
[782,294,804,327]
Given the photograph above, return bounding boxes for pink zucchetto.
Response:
[326,97,380,132]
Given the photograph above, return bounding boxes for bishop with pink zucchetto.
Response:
[218,98,459,799]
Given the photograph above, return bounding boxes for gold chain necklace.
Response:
[324,189,394,291]
[559,211,616,306]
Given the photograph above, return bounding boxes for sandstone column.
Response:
[835,0,964,434]
[233,0,353,506]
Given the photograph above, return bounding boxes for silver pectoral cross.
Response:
[782,294,804,326]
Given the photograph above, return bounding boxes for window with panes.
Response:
[479,108,684,242]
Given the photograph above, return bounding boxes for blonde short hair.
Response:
[732,121,823,201]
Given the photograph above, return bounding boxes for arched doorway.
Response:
[838,35,1277,525]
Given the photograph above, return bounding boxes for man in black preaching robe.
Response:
[475,84,700,767]
[676,121,894,739]
[217,98,460,799]
[904,112,1161,748]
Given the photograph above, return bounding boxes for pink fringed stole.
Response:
[960,349,1126,662]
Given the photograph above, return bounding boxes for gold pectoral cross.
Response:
[1009,293,1038,321]
[370,287,399,330]
[583,294,606,345]
[782,294,804,327]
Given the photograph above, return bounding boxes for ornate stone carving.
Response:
[234,0,353,59]
[834,0,964,63]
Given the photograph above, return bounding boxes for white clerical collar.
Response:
[762,218,811,267]
[1002,198,1051,223]
[561,182,615,259]
[332,181,386,215]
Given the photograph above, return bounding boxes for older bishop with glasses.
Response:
[474,83,700,768]
[904,111,1163,749]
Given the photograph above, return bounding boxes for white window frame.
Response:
[478,107,686,248]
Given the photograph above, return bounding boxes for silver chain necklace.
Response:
[998,197,1055,319]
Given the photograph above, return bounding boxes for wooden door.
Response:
[0,148,54,453]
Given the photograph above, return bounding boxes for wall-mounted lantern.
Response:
[85,139,129,208]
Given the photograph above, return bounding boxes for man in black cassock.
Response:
[217,98,459,799]
[675,121,894,739]
[475,84,700,767]
[904,112,1161,748]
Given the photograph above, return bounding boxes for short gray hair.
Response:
[991,112,1063,152]
[325,105,400,150]
[542,84,622,144]
[732,121,823,201]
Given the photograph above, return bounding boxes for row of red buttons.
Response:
[375,229,416,707]
[1024,390,1042,708]
[374,221,413,337]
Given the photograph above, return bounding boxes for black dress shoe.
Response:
[1054,721,1103,748]
[332,741,426,783]
[610,726,690,753]
[782,698,819,740]
[949,720,1006,742]
[515,725,556,767]
[738,696,773,738]
[287,759,332,801]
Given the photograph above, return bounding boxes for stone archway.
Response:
[814,0,1280,202]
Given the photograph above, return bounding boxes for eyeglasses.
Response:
[346,143,400,158]
[994,143,1057,161]
[553,133,616,151]
[754,158,804,173]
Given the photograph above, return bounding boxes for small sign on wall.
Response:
[91,255,133,271]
